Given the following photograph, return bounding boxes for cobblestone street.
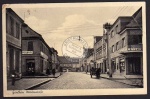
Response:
[34,72,138,89]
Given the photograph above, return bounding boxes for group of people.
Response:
[90,67,101,79]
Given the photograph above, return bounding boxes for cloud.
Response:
[25,16,50,32]
[25,14,103,55]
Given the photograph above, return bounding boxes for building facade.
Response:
[84,48,94,72]
[93,36,108,73]
[71,58,80,72]
[22,24,50,76]
[58,56,73,72]
[107,8,142,76]
[6,8,24,77]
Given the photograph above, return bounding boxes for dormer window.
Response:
[25,30,29,33]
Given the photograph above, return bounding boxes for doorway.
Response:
[128,57,141,75]
[26,59,35,76]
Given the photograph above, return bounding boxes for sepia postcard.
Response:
[2,2,147,97]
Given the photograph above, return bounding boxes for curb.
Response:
[24,73,63,90]
[22,74,61,78]
[25,79,52,90]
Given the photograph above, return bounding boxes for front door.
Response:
[26,59,35,76]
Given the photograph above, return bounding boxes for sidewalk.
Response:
[7,78,53,90]
[100,74,143,87]
[22,72,61,78]
[84,72,143,87]
[7,72,63,90]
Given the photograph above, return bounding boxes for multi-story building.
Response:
[22,24,51,76]
[93,34,109,74]
[85,48,94,72]
[51,48,59,72]
[107,7,142,77]
[93,36,103,69]
[6,8,24,77]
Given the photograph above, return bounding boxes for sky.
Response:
[7,3,141,56]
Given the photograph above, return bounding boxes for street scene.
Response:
[34,72,137,89]
[4,3,145,93]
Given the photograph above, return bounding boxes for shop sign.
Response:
[128,48,142,51]
[22,51,33,54]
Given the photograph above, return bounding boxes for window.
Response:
[111,30,115,38]
[10,17,14,36]
[6,14,9,33]
[128,35,142,45]
[28,41,33,51]
[116,42,119,50]
[16,23,20,39]
[112,45,115,53]
[122,38,126,47]
[109,34,111,39]
[116,25,119,33]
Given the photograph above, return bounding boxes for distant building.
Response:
[22,24,51,76]
[58,56,72,72]
[6,8,24,77]
[51,48,59,72]
[71,58,80,72]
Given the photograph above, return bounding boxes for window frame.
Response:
[28,41,33,51]
[16,22,20,39]
[10,17,14,36]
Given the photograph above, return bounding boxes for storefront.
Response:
[119,58,126,73]
[126,57,141,75]
[26,59,35,76]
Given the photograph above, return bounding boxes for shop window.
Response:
[128,57,141,74]
[28,41,33,51]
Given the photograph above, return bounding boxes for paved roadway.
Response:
[34,72,137,89]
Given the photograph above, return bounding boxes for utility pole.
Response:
[103,23,112,77]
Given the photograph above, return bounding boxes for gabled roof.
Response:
[6,8,24,23]
[86,48,94,58]
[58,56,72,64]
[126,7,142,28]
[94,36,102,44]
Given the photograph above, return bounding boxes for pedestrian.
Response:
[52,69,56,77]
[46,68,50,75]
[107,68,109,76]
[60,67,63,75]
[96,68,101,79]
[11,70,16,86]
[90,67,94,78]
